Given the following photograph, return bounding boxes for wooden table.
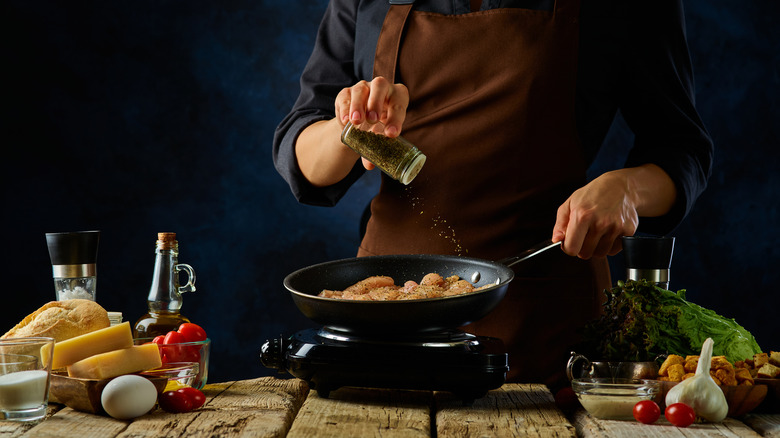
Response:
[4,377,778,437]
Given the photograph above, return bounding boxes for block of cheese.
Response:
[44,321,134,369]
[67,343,162,380]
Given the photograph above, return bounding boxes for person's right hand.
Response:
[295,77,408,185]
[335,77,409,139]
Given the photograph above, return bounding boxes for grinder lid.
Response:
[46,230,100,265]
[622,235,675,269]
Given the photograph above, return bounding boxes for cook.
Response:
[272,0,713,385]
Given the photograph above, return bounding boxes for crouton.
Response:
[659,354,685,376]
[754,352,769,368]
[769,351,780,367]
[714,367,737,386]
[667,363,686,381]
[735,367,754,385]
[711,356,731,370]
[757,363,780,379]
[709,373,723,385]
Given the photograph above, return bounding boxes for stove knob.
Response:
[260,335,288,372]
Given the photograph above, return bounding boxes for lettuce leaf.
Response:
[583,279,762,363]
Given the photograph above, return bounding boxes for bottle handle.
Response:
[176,263,196,293]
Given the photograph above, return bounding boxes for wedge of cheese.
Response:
[44,322,134,369]
[67,343,162,380]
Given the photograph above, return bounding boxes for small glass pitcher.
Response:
[566,351,662,382]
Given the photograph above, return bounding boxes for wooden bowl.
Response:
[657,380,768,417]
[50,372,168,415]
[754,378,780,413]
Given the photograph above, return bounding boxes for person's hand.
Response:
[335,77,409,170]
[552,171,640,259]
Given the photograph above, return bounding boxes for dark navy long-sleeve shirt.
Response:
[273,0,713,236]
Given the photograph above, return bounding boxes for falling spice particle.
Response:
[403,188,465,255]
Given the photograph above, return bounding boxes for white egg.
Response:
[101,375,158,420]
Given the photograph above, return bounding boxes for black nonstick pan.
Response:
[284,240,560,335]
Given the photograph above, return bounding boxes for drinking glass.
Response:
[0,337,55,422]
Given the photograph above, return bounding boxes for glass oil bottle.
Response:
[133,232,196,339]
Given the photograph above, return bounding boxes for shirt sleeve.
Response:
[617,1,714,235]
[272,0,366,207]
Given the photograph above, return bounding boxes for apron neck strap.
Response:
[373,3,414,81]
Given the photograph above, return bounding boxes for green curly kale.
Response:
[583,279,762,363]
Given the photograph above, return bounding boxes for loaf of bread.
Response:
[2,299,110,342]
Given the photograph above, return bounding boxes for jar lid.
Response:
[399,152,426,185]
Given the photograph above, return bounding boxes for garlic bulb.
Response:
[665,337,728,422]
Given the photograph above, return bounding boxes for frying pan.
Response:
[284,240,560,335]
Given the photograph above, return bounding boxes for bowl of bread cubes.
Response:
[656,350,779,416]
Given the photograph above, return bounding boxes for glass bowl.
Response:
[135,338,210,389]
[141,362,200,390]
[572,378,661,420]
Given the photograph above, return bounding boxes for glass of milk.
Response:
[0,337,55,422]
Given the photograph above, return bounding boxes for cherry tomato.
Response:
[177,387,206,409]
[665,403,696,427]
[158,390,193,413]
[161,331,188,363]
[178,323,207,342]
[554,387,578,411]
[633,400,660,424]
[152,335,165,345]
[164,330,186,345]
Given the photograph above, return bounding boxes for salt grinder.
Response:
[45,230,100,301]
[621,235,675,289]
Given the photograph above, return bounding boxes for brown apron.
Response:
[361,0,611,385]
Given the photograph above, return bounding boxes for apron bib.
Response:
[363,0,610,385]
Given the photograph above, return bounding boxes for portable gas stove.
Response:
[260,327,508,402]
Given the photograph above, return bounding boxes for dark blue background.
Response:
[2,1,777,384]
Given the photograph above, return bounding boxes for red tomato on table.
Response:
[665,403,696,427]
[633,400,660,424]
[158,387,206,413]
[158,390,193,413]
[177,387,206,409]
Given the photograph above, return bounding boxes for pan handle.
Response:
[497,239,562,269]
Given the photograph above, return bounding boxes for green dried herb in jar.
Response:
[341,121,426,185]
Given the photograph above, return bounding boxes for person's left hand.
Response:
[552,171,639,259]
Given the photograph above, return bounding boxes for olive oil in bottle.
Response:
[133,232,196,339]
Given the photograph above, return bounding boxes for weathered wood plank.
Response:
[117,410,294,438]
[287,387,432,438]
[436,384,576,438]
[19,376,308,438]
[21,408,129,438]
[741,413,780,438]
[572,409,762,437]
[204,377,309,412]
[0,405,63,438]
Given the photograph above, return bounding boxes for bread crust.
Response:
[2,299,110,341]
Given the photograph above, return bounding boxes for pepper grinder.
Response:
[45,230,100,301]
[621,235,675,289]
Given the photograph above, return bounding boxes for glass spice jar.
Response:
[341,121,426,185]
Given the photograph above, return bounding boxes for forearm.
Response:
[553,163,678,258]
[619,163,677,218]
[295,118,360,187]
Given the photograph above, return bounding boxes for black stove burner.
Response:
[260,328,508,402]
